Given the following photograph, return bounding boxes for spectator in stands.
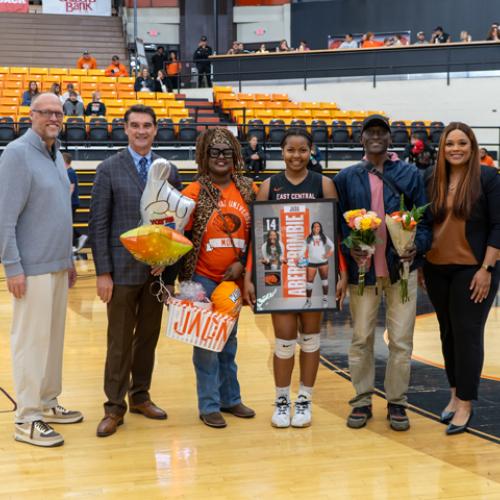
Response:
[155,69,171,93]
[339,33,357,49]
[403,134,436,170]
[0,93,81,448]
[362,32,384,48]
[63,153,87,253]
[307,144,323,173]
[277,39,292,52]
[479,147,497,167]
[431,26,451,44]
[298,40,310,52]
[486,25,500,41]
[383,37,394,47]
[77,50,97,70]
[227,41,241,55]
[49,82,63,103]
[460,31,472,43]
[151,46,167,77]
[105,55,128,77]
[21,81,40,106]
[166,51,181,91]
[243,135,265,176]
[193,36,214,88]
[414,31,428,45]
[63,91,85,116]
[61,83,83,105]
[85,91,106,117]
[257,43,269,53]
[134,68,155,92]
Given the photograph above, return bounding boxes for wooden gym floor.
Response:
[0,261,499,499]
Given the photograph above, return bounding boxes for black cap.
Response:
[200,36,207,41]
[361,114,391,134]
[434,26,443,32]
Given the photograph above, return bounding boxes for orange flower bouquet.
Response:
[343,209,382,295]
[386,195,429,303]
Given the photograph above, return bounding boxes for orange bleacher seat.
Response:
[167,100,184,108]
[267,101,284,110]
[220,100,241,111]
[156,92,175,100]
[3,88,22,97]
[43,75,61,84]
[61,77,80,87]
[29,68,49,76]
[80,91,93,100]
[255,93,272,101]
[271,93,289,101]
[24,74,42,84]
[237,93,255,101]
[100,90,117,99]
[49,68,68,76]
[88,69,105,76]
[4,80,22,89]
[149,100,165,108]
[0,67,9,74]
[282,102,299,110]
[98,82,117,92]
[219,92,237,102]
[136,92,156,101]
[294,110,313,120]
[124,99,142,107]
[319,102,338,110]
[10,67,28,75]
[106,107,127,118]
[0,97,20,106]
[213,85,233,93]
[99,76,116,83]
[118,91,135,100]
[81,76,98,84]
[255,109,274,120]
[274,109,293,119]
[155,108,169,118]
[117,77,135,84]
[0,105,18,117]
[247,101,267,110]
[18,106,30,117]
[105,99,125,108]
[5,74,23,82]
[69,69,87,76]
[81,82,98,92]
[117,83,134,92]
[312,109,331,120]
[169,108,189,119]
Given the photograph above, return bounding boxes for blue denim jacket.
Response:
[334,159,432,286]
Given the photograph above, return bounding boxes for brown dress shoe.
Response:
[221,402,256,418]
[129,401,167,420]
[199,412,227,428]
[96,414,123,437]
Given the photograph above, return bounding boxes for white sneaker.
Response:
[291,395,312,428]
[42,405,83,424]
[271,396,291,428]
[15,420,64,447]
[322,296,329,308]
[75,234,88,252]
[303,299,312,309]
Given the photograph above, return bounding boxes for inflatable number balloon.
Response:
[141,158,195,233]
[120,225,193,267]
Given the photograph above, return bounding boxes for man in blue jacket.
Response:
[334,115,432,431]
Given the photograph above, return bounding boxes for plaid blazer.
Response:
[89,148,180,286]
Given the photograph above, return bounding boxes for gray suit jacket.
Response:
[89,148,181,286]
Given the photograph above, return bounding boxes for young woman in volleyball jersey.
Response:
[244,128,348,428]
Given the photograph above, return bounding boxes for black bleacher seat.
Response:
[430,121,445,145]
[111,118,127,144]
[0,117,16,144]
[411,121,429,142]
[331,120,350,145]
[290,119,306,131]
[156,118,175,143]
[65,118,86,143]
[391,121,409,146]
[311,119,328,144]
[18,117,31,137]
[268,119,286,144]
[247,119,265,143]
[178,118,198,143]
[88,117,109,143]
[351,120,362,144]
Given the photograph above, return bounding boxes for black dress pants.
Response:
[423,262,499,400]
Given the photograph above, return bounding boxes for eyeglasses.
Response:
[32,109,64,120]
[208,147,234,159]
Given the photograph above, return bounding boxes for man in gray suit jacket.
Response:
[89,104,182,437]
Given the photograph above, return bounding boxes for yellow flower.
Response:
[360,217,373,231]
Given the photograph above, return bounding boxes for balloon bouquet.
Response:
[120,159,242,352]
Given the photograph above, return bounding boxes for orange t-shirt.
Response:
[482,155,496,167]
[105,63,128,77]
[183,181,256,282]
[362,40,384,48]
[77,56,97,70]
[167,61,182,76]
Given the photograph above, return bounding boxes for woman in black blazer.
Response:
[423,122,500,435]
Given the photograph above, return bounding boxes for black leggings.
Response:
[423,262,499,400]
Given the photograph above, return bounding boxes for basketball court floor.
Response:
[0,260,499,499]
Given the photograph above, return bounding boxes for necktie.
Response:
[138,157,148,183]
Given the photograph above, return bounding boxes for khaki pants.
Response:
[10,271,68,423]
[348,271,417,408]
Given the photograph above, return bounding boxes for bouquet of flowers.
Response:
[385,195,429,303]
[343,209,382,295]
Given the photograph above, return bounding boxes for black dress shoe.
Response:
[440,410,455,424]
[446,411,473,435]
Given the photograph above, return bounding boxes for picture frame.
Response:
[251,198,338,314]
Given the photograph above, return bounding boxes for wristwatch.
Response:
[482,264,495,273]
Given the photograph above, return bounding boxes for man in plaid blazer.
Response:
[89,104,182,437]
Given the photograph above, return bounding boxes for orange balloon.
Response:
[211,281,242,318]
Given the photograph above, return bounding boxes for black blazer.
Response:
[426,166,500,268]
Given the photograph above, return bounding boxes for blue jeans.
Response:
[192,274,241,415]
